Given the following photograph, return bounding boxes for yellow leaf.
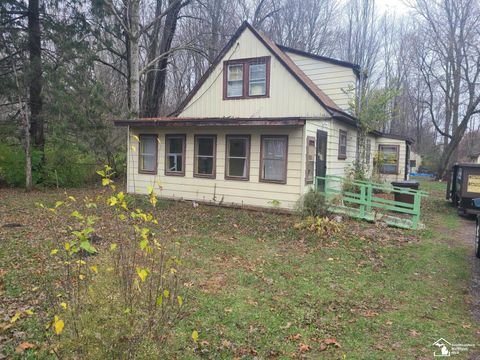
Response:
[156,295,163,306]
[64,242,71,251]
[24,309,34,315]
[163,289,169,298]
[192,330,199,342]
[136,268,148,282]
[79,274,85,280]
[50,249,59,255]
[54,316,64,335]
[10,312,22,323]
[108,196,118,206]
[60,302,67,310]
[90,265,98,274]
[177,295,183,306]
[55,201,64,208]
[117,192,125,201]
[110,243,117,251]
[68,196,76,202]
[102,178,112,186]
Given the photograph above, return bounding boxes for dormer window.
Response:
[223,57,270,99]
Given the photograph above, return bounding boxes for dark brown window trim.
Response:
[378,144,400,174]
[223,56,271,100]
[338,129,347,160]
[259,135,288,184]
[305,136,315,184]
[194,135,217,179]
[138,134,158,175]
[164,134,186,177]
[225,135,251,181]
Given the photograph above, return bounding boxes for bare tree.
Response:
[412,0,480,177]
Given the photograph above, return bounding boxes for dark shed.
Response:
[447,163,480,215]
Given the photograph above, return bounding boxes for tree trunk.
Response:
[142,0,181,117]
[24,111,33,191]
[28,0,43,152]
[128,0,141,117]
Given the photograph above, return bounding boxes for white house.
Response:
[115,22,412,210]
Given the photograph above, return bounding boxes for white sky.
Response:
[376,0,411,15]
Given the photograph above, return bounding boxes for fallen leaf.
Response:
[280,322,292,329]
[192,330,199,342]
[409,329,420,337]
[224,307,233,313]
[299,343,311,352]
[15,342,35,353]
[323,338,341,348]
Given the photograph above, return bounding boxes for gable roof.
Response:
[172,21,356,122]
[277,45,361,78]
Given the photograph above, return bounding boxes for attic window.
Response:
[224,57,270,99]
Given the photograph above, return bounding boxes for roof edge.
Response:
[277,44,361,78]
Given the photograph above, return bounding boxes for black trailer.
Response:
[447,163,480,215]
[473,198,480,258]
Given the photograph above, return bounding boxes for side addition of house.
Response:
[115,22,412,210]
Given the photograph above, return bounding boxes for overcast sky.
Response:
[376,0,410,15]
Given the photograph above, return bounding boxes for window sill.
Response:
[165,171,185,177]
[259,178,287,185]
[225,175,249,181]
[338,156,347,160]
[194,173,216,179]
[223,94,269,100]
[139,170,157,175]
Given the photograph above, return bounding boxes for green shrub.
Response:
[0,143,43,187]
[297,189,331,218]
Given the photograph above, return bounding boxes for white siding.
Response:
[285,52,356,112]
[179,28,329,118]
[127,126,305,210]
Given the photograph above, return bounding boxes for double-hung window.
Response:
[165,135,185,176]
[338,130,347,160]
[378,145,399,174]
[225,135,250,180]
[260,135,288,183]
[138,135,157,174]
[226,64,243,97]
[224,57,270,99]
[194,135,216,178]
[249,62,267,96]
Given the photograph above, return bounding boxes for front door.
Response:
[316,130,328,191]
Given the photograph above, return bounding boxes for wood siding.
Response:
[285,52,356,112]
[178,28,329,118]
[127,126,304,210]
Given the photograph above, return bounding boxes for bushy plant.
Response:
[38,166,189,358]
[297,189,331,218]
[0,143,43,187]
[294,216,345,240]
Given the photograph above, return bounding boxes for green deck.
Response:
[315,176,429,230]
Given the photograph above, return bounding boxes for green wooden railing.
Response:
[315,175,429,230]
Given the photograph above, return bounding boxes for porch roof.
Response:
[113,117,307,127]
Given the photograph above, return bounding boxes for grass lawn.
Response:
[0,179,479,358]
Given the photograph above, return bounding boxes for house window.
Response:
[338,130,347,160]
[227,64,243,97]
[366,139,371,163]
[224,57,270,99]
[409,159,417,168]
[260,135,288,183]
[305,136,315,184]
[165,135,185,176]
[378,145,399,174]
[225,135,250,180]
[138,135,158,174]
[249,63,267,96]
[194,135,216,178]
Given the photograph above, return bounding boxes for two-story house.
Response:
[115,22,412,210]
